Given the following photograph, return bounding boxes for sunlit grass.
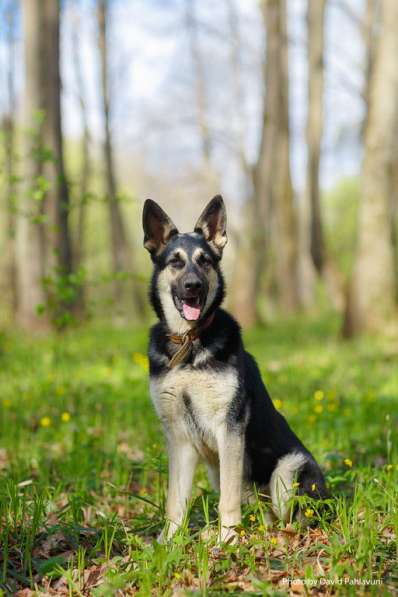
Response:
[0,315,397,594]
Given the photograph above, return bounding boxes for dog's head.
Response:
[143,195,227,328]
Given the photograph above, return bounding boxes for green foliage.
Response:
[42,267,87,330]
[0,316,397,593]
[323,177,360,279]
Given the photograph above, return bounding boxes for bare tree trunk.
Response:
[3,1,18,316]
[97,0,145,317]
[224,0,258,326]
[361,0,380,139]
[306,0,325,274]
[257,0,299,313]
[389,113,398,303]
[17,0,73,330]
[343,0,398,336]
[42,0,73,287]
[232,0,300,322]
[71,4,92,314]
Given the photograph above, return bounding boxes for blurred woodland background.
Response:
[0,0,397,337]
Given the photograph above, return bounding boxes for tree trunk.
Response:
[17,0,73,330]
[256,0,299,314]
[306,0,326,274]
[361,0,379,139]
[42,0,72,281]
[97,0,145,318]
[224,0,258,326]
[344,0,398,336]
[3,1,18,316]
[389,113,398,304]
[71,4,92,314]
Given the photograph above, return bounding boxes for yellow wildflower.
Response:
[249,514,256,522]
[344,458,352,468]
[132,352,149,371]
[40,416,51,428]
[273,399,283,410]
[292,481,300,489]
[304,508,314,518]
[314,390,324,401]
[258,525,265,532]
[311,483,317,491]
[270,536,277,545]
[61,412,71,423]
[314,404,323,414]
[240,529,246,537]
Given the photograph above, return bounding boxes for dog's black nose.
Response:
[184,276,203,292]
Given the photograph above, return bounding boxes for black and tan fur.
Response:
[143,195,327,542]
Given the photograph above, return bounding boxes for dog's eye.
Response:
[169,257,184,269]
[197,254,212,267]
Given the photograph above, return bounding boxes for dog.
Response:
[143,195,327,542]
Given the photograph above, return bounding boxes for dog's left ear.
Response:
[194,195,227,256]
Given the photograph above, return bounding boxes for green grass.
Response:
[0,314,397,595]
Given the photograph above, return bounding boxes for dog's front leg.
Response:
[217,427,244,543]
[159,435,198,542]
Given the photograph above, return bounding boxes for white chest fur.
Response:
[150,365,239,460]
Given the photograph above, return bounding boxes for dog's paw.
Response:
[157,521,179,543]
[219,525,239,545]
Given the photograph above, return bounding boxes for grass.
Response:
[0,313,397,595]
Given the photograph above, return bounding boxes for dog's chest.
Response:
[150,365,238,454]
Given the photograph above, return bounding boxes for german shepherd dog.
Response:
[143,195,327,542]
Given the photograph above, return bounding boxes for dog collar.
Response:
[166,313,215,368]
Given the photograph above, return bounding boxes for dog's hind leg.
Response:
[269,452,307,522]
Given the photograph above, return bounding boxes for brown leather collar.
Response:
[166,313,215,368]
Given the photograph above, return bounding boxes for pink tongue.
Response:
[182,302,201,321]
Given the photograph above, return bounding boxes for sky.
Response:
[0,0,366,200]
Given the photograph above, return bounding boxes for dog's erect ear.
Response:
[194,195,227,256]
[143,199,178,256]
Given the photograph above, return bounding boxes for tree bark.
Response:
[224,0,259,326]
[306,0,326,274]
[17,0,73,330]
[361,0,379,139]
[97,0,145,317]
[343,0,398,336]
[3,1,18,316]
[389,113,398,304]
[256,0,300,314]
[71,4,92,314]
[41,0,72,282]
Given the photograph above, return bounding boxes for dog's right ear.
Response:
[142,199,178,257]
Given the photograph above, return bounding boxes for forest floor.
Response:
[0,314,397,596]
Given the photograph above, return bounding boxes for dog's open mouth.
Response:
[182,296,201,321]
[174,294,204,321]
